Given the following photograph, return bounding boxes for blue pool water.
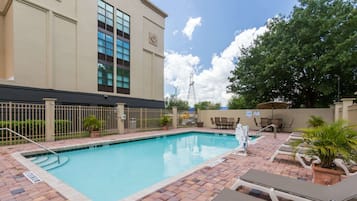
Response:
[47,132,242,201]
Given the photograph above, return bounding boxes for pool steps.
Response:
[30,155,69,171]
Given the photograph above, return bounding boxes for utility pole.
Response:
[187,73,196,106]
[336,75,340,102]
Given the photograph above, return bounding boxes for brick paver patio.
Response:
[0,128,312,201]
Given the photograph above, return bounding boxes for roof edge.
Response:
[141,0,168,18]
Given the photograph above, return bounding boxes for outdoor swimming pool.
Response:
[30,132,250,201]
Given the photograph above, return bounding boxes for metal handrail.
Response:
[0,128,60,164]
[255,124,277,139]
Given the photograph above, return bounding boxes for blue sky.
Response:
[150,0,299,106]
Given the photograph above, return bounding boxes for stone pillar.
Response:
[341,98,355,121]
[43,98,56,142]
[172,107,177,129]
[117,103,125,134]
[334,102,342,122]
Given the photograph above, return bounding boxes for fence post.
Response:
[341,98,355,121]
[117,103,125,134]
[334,101,342,122]
[43,98,56,142]
[172,107,177,129]
[140,108,143,129]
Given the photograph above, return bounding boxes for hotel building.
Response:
[0,0,167,108]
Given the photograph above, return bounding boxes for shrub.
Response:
[83,115,102,132]
[307,115,325,128]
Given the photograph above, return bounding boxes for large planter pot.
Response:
[90,130,100,138]
[312,164,343,185]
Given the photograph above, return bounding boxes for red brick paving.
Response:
[0,128,312,201]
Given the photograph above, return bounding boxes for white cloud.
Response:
[173,30,178,36]
[182,17,202,40]
[165,25,268,107]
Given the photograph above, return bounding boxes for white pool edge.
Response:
[12,152,91,201]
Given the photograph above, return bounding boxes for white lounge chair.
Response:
[212,188,266,201]
[334,158,357,176]
[270,145,320,169]
[232,169,357,201]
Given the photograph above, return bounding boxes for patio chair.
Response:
[228,117,235,129]
[215,117,222,129]
[236,117,241,125]
[210,117,216,128]
[221,117,228,129]
[253,117,259,127]
[283,118,294,130]
[212,188,266,201]
[231,169,357,201]
[260,117,271,128]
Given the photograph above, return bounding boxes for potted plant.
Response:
[295,120,357,185]
[160,115,171,130]
[83,115,102,137]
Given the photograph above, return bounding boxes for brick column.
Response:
[43,98,56,142]
[172,107,177,129]
[117,103,125,134]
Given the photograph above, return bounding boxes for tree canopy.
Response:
[165,96,190,110]
[228,0,357,108]
[228,95,253,109]
[194,101,221,110]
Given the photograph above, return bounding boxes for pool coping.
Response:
[12,130,262,201]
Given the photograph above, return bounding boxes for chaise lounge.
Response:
[231,169,357,201]
[212,188,265,201]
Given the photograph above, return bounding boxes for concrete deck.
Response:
[0,128,312,201]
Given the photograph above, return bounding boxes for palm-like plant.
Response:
[160,115,171,127]
[307,115,325,128]
[299,120,357,168]
[83,115,102,132]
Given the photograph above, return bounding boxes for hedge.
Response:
[0,120,71,135]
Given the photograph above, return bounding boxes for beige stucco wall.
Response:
[0,15,4,77]
[4,3,13,80]
[199,108,334,132]
[13,1,47,87]
[0,0,165,102]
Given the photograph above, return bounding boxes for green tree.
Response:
[165,96,189,110]
[194,101,221,110]
[228,0,357,108]
[228,95,253,109]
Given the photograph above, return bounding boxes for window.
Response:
[116,38,130,66]
[98,0,114,32]
[116,9,130,94]
[98,63,114,92]
[117,68,130,94]
[116,9,130,39]
[97,1,131,94]
[98,0,114,93]
[98,31,114,62]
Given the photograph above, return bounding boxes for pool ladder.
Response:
[255,124,277,139]
[0,128,60,164]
